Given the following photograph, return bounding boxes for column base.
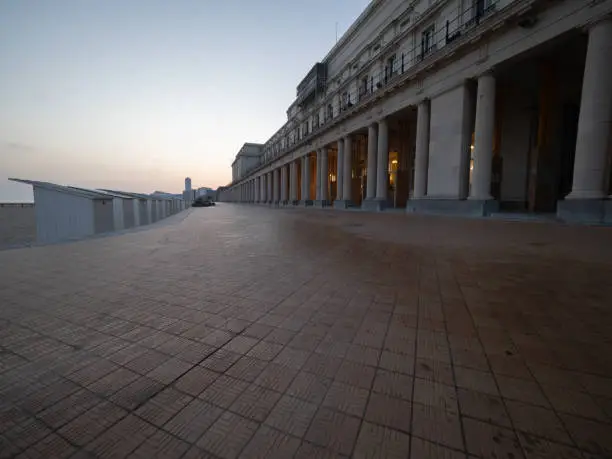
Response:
[299,200,313,207]
[314,200,331,208]
[406,198,499,216]
[333,200,354,209]
[556,198,611,224]
[362,198,387,212]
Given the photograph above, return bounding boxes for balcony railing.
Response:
[232,0,510,186]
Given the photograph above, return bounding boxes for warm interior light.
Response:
[470,144,474,150]
[391,159,398,164]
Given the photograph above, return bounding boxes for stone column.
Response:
[260,175,265,203]
[273,168,279,203]
[290,161,298,203]
[280,166,287,203]
[343,135,352,202]
[567,18,612,200]
[320,147,329,203]
[413,100,430,198]
[375,118,389,201]
[256,177,260,203]
[267,172,273,203]
[336,139,344,201]
[470,72,496,200]
[303,155,311,202]
[366,124,378,199]
[315,151,322,200]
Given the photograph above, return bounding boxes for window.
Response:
[421,24,436,57]
[342,91,349,110]
[360,76,369,97]
[387,55,397,77]
[327,104,333,120]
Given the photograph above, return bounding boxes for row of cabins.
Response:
[10,178,190,245]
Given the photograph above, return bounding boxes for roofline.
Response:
[9,178,110,200]
[322,0,381,65]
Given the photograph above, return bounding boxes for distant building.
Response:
[231,143,264,183]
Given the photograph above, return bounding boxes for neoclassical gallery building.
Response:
[218,0,612,223]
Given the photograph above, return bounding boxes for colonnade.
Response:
[223,18,612,220]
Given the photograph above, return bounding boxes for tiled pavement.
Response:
[1,204,612,458]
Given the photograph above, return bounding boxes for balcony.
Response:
[239,0,508,182]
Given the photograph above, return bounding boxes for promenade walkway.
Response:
[1,204,611,458]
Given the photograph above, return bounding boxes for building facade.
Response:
[219,0,612,223]
[231,143,265,183]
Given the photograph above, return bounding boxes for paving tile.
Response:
[287,371,333,405]
[322,380,369,417]
[163,398,223,443]
[335,360,376,389]
[83,414,156,458]
[229,383,282,422]
[293,441,347,459]
[226,355,268,382]
[372,368,413,400]
[58,401,127,446]
[1,417,53,456]
[239,424,301,459]
[36,388,102,430]
[87,367,140,397]
[135,387,193,427]
[174,366,219,397]
[127,429,190,459]
[414,357,455,386]
[182,445,219,459]
[411,402,464,450]
[200,349,242,373]
[264,394,318,438]
[305,407,361,456]
[109,377,164,410]
[14,432,75,459]
[345,344,381,367]
[518,432,584,459]
[243,323,275,340]
[196,411,259,459]
[540,384,608,421]
[379,351,414,376]
[247,340,284,361]
[222,335,259,354]
[457,387,512,428]
[146,357,193,384]
[409,437,466,459]
[364,392,412,432]
[505,399,571,444]
[463,417,525,459]
[303,353,343,379]
[272,346,310,370]
[454,366,499,396]
[253,362,298,392]
[198,374,250,408]
[413,378,458,414]
[353,421,410,458]
[560,413,612,455]
[496,375,550,407]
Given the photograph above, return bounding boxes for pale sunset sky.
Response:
[0,0,370,202]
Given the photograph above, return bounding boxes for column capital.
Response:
[582,14,612,32]
[478,68,496,79]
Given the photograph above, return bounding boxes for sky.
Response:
[0,0,370,202]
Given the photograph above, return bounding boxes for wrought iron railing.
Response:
[238,0,507,183]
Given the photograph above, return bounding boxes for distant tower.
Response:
[185,177,192,191]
